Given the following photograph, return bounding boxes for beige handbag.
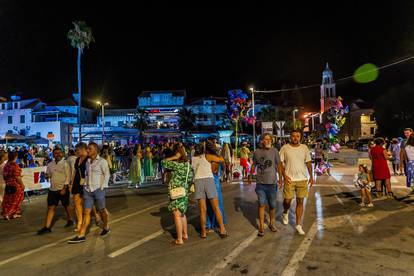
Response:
[169,163,190,200]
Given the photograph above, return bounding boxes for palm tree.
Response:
[67,21,94,142]
[179,108,196,139]
[133,109,149,143]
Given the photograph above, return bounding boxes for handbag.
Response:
[169,163,190,200]
[5,185,17,195]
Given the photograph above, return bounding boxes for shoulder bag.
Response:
[169,162,190,200]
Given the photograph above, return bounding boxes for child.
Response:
[354,164,374,207]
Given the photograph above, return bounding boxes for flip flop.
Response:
[257,230,264,237]
[269,224,278,232]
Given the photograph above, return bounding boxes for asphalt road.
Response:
[0,162,414,276]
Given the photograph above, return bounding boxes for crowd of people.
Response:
[1,127,413,244]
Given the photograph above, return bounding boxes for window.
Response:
[20,115,25,124]
[105,122,111,127]
[36,132,41,138]
[19,129,25,136]
[370,127,375,135]
[369,114,375,122]
[13,102,18,109]
[7,116,12,124]
[1,103,5,110]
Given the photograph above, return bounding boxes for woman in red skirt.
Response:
[371,138,392,198]
[2,151,25,220]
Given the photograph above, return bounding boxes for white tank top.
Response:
[191,154,214,180]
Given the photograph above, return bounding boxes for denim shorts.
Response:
[83,187,106,210]
[255,184,277,209]
[194,178,218,200]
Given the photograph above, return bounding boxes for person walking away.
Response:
[371,138,393,198]
[248,134,283,237]
[143,146,154,179]
[402,134,414,191]
[129,145,142,187]
[37,148,72,234]
[354,164,374,207]
[161,144,193,245]
[205,142,227,231]
[70,143,88,232]
[240,143,251,179]
[0,150,8,204]
[280,130,314,235]
[389,138,401,176]
[2,151,24,220]
[400,128,413,176]
[68,142,110,243]
[314,139,325,175]
[192,143,227,239]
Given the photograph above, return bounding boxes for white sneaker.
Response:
[359,202,366,207]
[295,225,305,235]
[366,203,374,208]
[282,212,289,225]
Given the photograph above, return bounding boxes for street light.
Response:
[249,87,256,151]
[97,101,109,145]
[292,108,299,130]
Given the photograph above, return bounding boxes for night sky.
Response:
[1,3,414,110]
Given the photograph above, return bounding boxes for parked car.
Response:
[356,138,371,152]
[345,140,357,149]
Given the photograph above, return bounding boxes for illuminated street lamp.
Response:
[97,101,109,144]
[292,108,299,130]
[249,87,256,151]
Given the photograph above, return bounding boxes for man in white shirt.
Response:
[279,130,314,235]
[69,142,110,243]
[37,148,72,235]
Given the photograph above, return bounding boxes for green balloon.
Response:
[354,63,379,83]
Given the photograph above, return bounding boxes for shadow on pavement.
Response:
[233,197,258,229]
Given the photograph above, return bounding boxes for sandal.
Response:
[171,240,184,246]
[200,233,207,239]
[257,230,264,237]
[219,232,228,239]
[269,224,278,232]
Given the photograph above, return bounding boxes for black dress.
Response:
[72,157,87,195]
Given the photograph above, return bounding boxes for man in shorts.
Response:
[37,147,72,234]
[280,130,314,235]
[68,142,110,243]
[249,133,283,237]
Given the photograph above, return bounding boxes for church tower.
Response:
[320,63,336,115]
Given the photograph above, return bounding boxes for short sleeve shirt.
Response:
[279,144,312,181]
[253,148,281,184]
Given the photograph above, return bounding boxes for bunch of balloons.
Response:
[227,89,254,155]
[324,96,349,153]
[227,89,252,122]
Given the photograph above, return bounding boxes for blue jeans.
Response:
[83,187,106,210]
[206,172,227,228]
[406,161,414,187]
[255,184,277,209]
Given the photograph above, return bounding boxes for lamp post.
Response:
[249,87,256,151]
[97,101,109,145]
[292,108,299,130]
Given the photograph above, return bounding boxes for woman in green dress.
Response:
[161,144,193,245]
[143,146,154,178]
[129,145,142,187]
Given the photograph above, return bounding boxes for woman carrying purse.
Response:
[161,144,193,246]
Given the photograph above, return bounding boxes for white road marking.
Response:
[334,195,344,206]
[0,201,169,267]
[206,229,260,276]
[108,213,199,258]
[280,222,317,276]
